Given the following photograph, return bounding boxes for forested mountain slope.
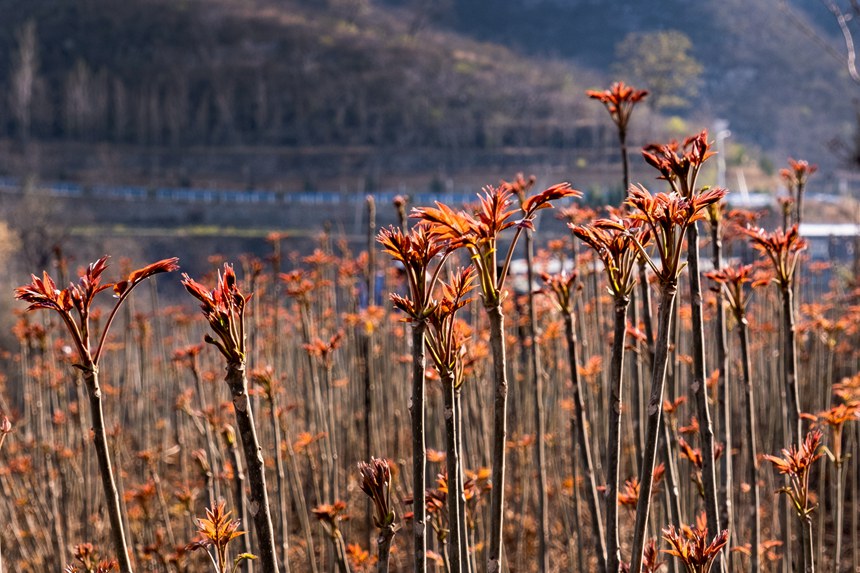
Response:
[0,0,606,150]
[444,0,857,165]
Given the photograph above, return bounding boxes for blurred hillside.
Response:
[0,0,855,185]
[0,0,608,150]
[443,0,858,167]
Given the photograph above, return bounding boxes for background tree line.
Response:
[1,0,853,176]
[0,0,619,150]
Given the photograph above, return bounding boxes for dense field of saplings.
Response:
[2,83,858,573]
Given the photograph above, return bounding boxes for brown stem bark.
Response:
[638,262,655,363]
[835,461,845,573]
[569,416,586,573]
[454,388,471,573]
[563,310,607,572]
[486,303,508,573]
[524,231,549,573]
[191,364,221,505]
[331,529,351,573]
[84,369,134,573]
[629,281,677,573]
[738,320,761,573]
[800,515,815,573]
[660,414,683,528]
[685,223,722,552]
[410,320,428,573]
[629,288,644,467]
[282,421,318,573]
[227,431,254,573]
[323,361,339,503]
[711,219,733,566]
[604,298,629,573]
[377,524,397,573]
[268,396,291,573]
[442,374,462,573]
[780,284,802,445]
[363,331,375,459]
[225,362,280,573]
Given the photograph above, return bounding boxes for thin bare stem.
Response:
[226,363,280,573]
[410,321,428,573]
[563,310,608,573]
[629,280,677,573]
[738,320,761,573]
[486,303,508,573]
[85,369,135,573]
[605,298,628,573]
[685,222,722,563]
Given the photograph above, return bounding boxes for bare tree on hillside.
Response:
[780,0,860,84]
[9,20,39,142]
[164,75,190,147]
[781,0,860,168]
[64,60,94,140]
[613,30,702,112]
[111,77,129,142]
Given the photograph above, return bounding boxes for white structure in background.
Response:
[713,119,731,190]
[799,223,860,261]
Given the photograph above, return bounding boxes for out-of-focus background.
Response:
[1,6,859,573]
[0,0,858,269]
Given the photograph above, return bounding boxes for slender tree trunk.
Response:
[282,421,318,573]
[604,298,629,573]
[486,303,508,573]
[563,311,607,572]
[629,281,677,573]
[738,321,761,573]
[800,515,815,573]
[780,284,802,445]
[454,388,471,573]
[332,530,351,573]
[592,270,604,336]
[269,397,291,573]
[638,262,655,363]
[525,231,549,573]
[816,461,825,571]
[568,415,586,573]
[84,369,135,573]
[377,524,397,573]
[47,457,66,568]
[298,305,321,451]
[660,414,683,528]
[685,223,722,550]
[191,364,221,505]
[443,375,462,573]
[711,220,732,569]
[227,429,254,573]
[777,307,793,573]
[225,362,280,573]
[310,355,332,504]
[441,535,452,573]
[835,460,845,572]
[324,361,340,502]
[410,321,428,573]
[363,334,375,463]
[629,289,644,466]
[364,196,378,477]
